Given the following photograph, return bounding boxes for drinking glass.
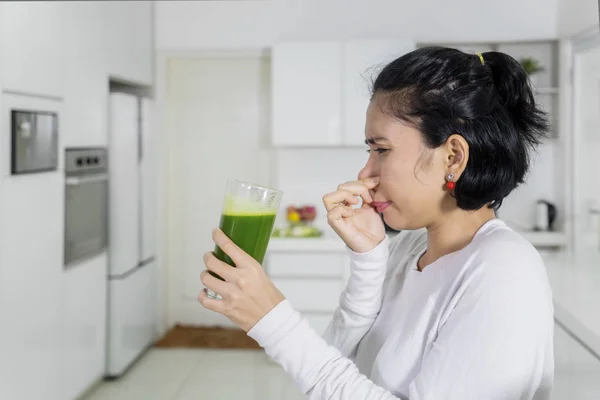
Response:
[206,179,283,300]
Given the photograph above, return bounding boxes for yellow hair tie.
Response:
[476,53,485,65]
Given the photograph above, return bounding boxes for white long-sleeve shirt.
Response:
[248,219,554,399]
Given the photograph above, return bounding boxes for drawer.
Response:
[273,278,342,312]
[266,253,345,278]
[305,313,334,336]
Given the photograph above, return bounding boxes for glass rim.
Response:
[227,178,283,195]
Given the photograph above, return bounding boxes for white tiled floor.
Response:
[84,348,304,400]
[85,324,600,400]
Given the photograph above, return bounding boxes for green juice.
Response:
[211,212,277,280]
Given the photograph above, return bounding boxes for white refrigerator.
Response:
[107,92,157,377]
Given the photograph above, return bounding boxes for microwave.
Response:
[11,109,59,175]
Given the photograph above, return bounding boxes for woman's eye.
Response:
[366,148,389,154]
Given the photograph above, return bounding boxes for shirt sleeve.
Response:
[248,299,403,399]
[323,236,390,359]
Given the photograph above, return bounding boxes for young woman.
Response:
[199,46,554,399]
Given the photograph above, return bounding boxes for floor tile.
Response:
[85,380,182,400]
[254,363,300,400]
[122,349,202,381]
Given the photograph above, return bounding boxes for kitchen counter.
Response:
[543,251,600,356]
[270,235,347,252]
[270,229,564,252]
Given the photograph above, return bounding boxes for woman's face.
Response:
[358,99,450,230]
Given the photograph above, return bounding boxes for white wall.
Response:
[273,149,366,230]
[557,0,599,38]
[156,0,560,50]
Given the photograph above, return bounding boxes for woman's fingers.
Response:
[337,178,379,205]
[200,270,232,297]
[327,205,354,224]
[198,288,226,313]
[323,178,380,211]
[212,228,253,269]
[203,252,237,282]
[323,190,360,211]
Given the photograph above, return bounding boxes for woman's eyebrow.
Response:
[365,137,390,145]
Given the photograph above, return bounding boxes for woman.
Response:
[199,47,554,399]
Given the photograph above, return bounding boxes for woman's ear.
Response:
[445,134,469,176]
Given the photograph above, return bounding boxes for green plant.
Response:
[519,57,544,75]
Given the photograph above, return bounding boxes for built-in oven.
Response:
[64,148,109,268]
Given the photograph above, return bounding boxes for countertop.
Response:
[269,235,348,252]
[270,230,566,252]
[543,251,600,356]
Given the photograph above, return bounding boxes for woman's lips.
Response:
[371,201,392,213]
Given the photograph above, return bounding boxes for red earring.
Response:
[446,173,456,190]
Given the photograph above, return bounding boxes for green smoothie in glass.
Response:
[207,180,283,298]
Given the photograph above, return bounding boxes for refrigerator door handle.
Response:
[138,121,143,162]
[138,98,143,162]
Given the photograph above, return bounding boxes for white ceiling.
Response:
[154,0,589,50]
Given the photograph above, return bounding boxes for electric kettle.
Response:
[535,200,556,231]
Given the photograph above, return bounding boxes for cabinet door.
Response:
[104,1,153,85]
[271,278,342,313]
[272,42,342,146]
[342,40,415,146]
[266,253,345,278]
[61,1,107,147]
[109,93,140,275]
[140,98,157,261]
[0,2,63,97]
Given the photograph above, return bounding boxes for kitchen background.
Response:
[0,1,599,399]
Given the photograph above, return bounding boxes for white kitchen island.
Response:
[544,251,600,358]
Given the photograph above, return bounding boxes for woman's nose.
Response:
[358,166,373,181]
[358,155,379,181]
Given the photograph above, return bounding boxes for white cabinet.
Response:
[107,260,156,375]
[342,40,415,146]
[267,253,345,278]
[271,40,415,147]
[61,2,108,147]
[141,98,157,261]
[104,1,154,85]
[0,2,63,97]
[0,95,64,400]
[265,250,349,335]
[272,278,343,312]
[272,42,342,146]
[61,255,108,400]
[109,93,141,275]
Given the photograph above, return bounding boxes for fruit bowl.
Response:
[286,204,317,224]
[271,204,323,238]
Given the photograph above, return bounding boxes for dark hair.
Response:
[371,46,549,210]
